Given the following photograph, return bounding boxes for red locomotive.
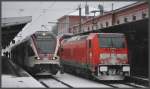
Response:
[59,33,130,80]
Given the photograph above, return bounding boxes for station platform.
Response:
[1,56,45,88]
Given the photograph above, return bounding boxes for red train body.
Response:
[59,33,130,80]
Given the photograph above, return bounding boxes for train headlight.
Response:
[53,56,59,60]
[117,54,127,60]
[35,56,40,60]
[99,66,108,71]
[123,66,130,71]
[100,53,110,59]
[89,52,92,58]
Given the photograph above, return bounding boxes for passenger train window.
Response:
[124,17,128,22]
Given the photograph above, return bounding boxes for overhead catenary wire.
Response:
[16,1,57,38]
[21,1,78,32]
[15,1,81,42]
[14,2,56,42]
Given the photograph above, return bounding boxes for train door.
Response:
[86,39,92,68]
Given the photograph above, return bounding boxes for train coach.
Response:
[10,31,60,75]
[59,33,130,80]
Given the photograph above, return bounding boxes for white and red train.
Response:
[10,31,60,75]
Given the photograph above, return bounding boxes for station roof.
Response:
[1,16,32,49]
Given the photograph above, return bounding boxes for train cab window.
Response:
[124,17,128,22]
[142,13,146,19]
[132,15,136,21]
[36,35,56,53]
[98,35,126,48]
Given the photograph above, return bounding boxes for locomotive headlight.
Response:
[100,53,110,59]
[117,54,127,60]
[89,52,92,58]
[123,66,130,71]
[99,66,108,71]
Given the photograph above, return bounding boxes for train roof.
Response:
[96,33,125,37]
[63,33,125,42]
[34,31,57,38]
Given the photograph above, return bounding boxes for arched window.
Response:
[100,23,103,28]
[88,27,90,31]
[106,22,109,27]
[124,17,128,22]
[117,20,120,24]
[132,15,136,21]
[92,26,94,30]
[142,13,146,19]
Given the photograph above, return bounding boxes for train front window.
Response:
[36,37,56,53]
[99,37,126,48]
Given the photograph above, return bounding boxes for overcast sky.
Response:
[2,1,136,41]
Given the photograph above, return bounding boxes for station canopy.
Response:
[1,16,32,49]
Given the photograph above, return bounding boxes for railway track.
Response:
[35,75,73,88]
[126,76,149,87]
[98,81,148,88]
[34,73,149,88]
[96,76,149,88]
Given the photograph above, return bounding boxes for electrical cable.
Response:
[16,1,56,38]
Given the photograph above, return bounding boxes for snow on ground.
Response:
[2,75,45,88]
[39,79,68,88]
[53,72,112,88]
[129,83,147,88]
[110,84,133,88]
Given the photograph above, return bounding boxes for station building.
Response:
[57,1,148,35]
